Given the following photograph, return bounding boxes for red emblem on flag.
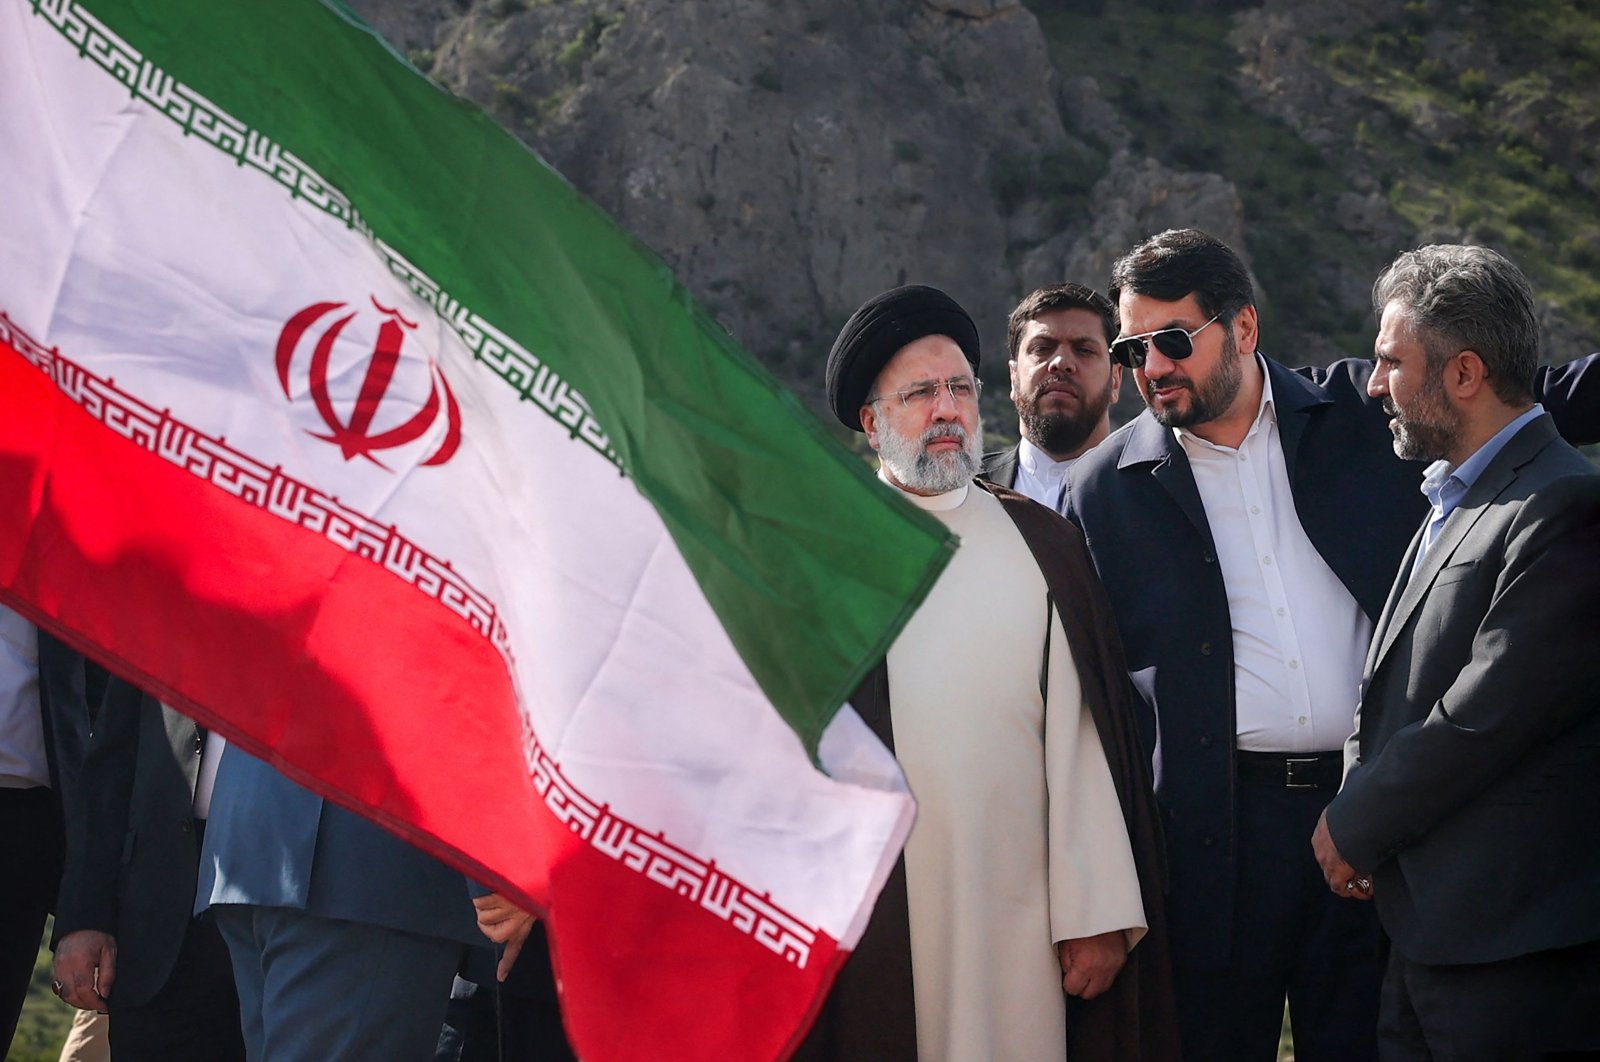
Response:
[275,297,462,470]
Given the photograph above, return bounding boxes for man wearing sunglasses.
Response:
[1061,228,1600,1062]
[980,284,1122,507]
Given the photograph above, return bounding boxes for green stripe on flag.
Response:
[68,0,955,752]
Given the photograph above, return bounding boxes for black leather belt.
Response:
[1235,750,1343,791]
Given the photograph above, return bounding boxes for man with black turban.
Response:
[797,286,1178,1062]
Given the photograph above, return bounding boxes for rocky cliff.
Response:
[348,0,1600,436]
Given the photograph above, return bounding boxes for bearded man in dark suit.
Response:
[1064,228,1600,1061]
[980,283,1121,506]
[1315,244,1600,1060]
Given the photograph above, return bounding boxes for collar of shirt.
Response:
[1014,436,1073,507]
[1174,352,1276,457]
[1420,403,1546,523]
[1017,436,1070,482]
[877,467,969,511]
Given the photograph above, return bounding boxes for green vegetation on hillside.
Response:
[1024,0,1600,360]
[1027,0,1384,355]
[1318,0,1600,331]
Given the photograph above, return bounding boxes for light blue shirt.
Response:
[1413,403,1544,571]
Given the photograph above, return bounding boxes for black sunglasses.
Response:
[1110,314,1221,369]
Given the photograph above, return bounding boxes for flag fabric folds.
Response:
[0,1,955,1057]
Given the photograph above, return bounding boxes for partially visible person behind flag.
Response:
[0,1,957,1058]
[1,610,101,1057]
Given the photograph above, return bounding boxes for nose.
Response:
[930,381,960,420]
[1367,361,1390,398]
[1142,341,1178,379]
[1048,349,1073,374]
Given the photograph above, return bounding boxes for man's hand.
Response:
[1312,810,1373,900]
[53,930,116,1011]
[473,893,537,982]
[1056,929,1127,1000]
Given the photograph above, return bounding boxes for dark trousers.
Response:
[1379,937,1600,1061]
[1,786,61,1052]
[216,904,462,1062]
[436,977,575,1062]
[436,927,574,1062]
[109,913,245,1062]
[1174,776,1382,1062]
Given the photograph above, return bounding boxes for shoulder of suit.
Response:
[1068,415,1145,483]
[979,445,1016,471]
[1502,464,1600,543]
[1520,461,1600,508]
[1282,354,1379,397]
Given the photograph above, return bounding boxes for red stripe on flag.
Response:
[0,333,849,1058]
[0,333,562,902]
[549,837,842,1060]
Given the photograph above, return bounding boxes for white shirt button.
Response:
[1288,660,1300,670]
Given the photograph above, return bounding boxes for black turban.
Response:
[825,284,981,431]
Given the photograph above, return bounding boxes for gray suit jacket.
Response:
[197,744,481,948]
[1326,414,1600,964]
[55,681,207,1009]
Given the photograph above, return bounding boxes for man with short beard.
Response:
[1312,243,1600,1060]
[981,284,1122,506]
[796,285,1178,1062]
[1062,228,1600,1062]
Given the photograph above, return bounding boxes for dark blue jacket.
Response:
[196,744,482,947]
[1063,353,1600,967]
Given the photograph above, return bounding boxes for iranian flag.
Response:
[0,1,955,1058]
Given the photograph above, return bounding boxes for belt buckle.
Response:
[1283,756,1321,790]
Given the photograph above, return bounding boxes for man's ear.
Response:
[1232,304,1260,356]
[860,403,881,452]
[1110,362,1123,399]
[1008,358,1020,405]
[1447,350,1489,400]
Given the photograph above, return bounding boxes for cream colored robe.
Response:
[884,478,1146,1061]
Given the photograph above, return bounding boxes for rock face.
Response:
[1230,1,1598,358]
[346,0,1599,425]
[348,0,1240,415]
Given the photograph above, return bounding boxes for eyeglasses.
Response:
[867,375,983,410]
[1110,315,1221,369]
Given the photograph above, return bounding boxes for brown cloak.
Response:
[793,482,1180,1061]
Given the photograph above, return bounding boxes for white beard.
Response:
[878,420,982,494]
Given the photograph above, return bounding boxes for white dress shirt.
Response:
[1175,359,1372,752]
[0,604,47,789]
[1012,437,1078,509]
[191,725,228,820]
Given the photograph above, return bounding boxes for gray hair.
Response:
[1371,244,1538,403]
